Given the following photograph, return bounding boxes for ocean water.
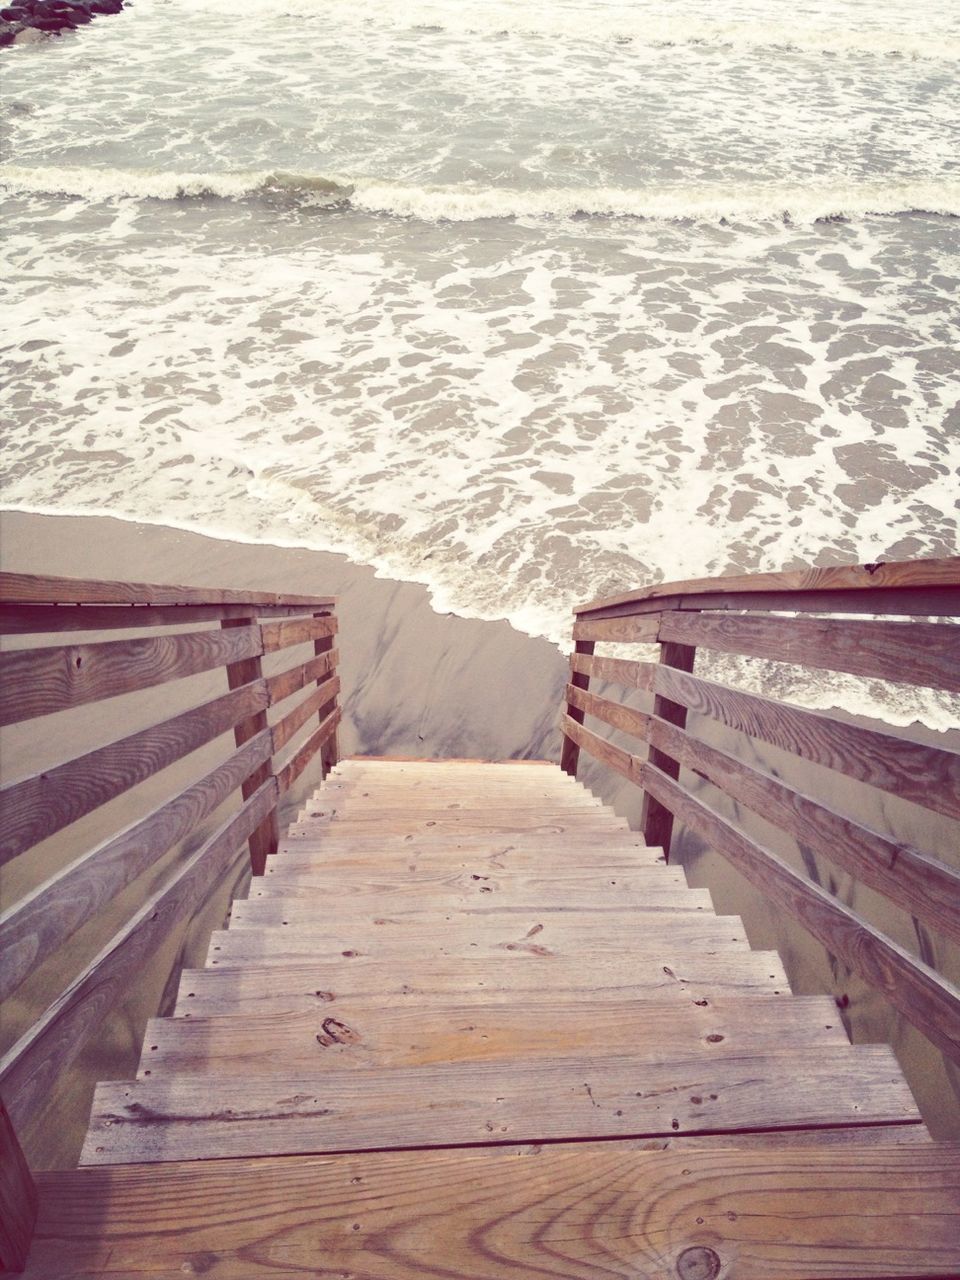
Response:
[2,0,958,725]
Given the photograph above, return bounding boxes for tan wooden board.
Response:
[82,1043,919,1165]
[31,1142,960,1279]
[174,950,792,1016]
[206,913,752,966]
[252,866,688,902]
[138,993,850,1077]
[230,889,715,926]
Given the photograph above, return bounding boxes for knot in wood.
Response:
[676,1245,721,1280]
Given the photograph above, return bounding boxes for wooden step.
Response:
[138,994,851,1077]
[173,950,792,1016]
[205,912,753,966]
[82,1043,920,1165]
[30,1143,960,1279]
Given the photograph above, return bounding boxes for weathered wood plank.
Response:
[0,783,276,1133]
[566,682,650,741]
[264,648,338,705]
[0,571,334,609]
[660,611,960,691]
[641,762,960,1063]
[570,650,656,690]
[641,638,696,856]
[651,663,960,821]
[254,866,686,900]
[275,706,342,795]
[0,680,269,866]
[574,554,960,615]
[560,639,594,776]
[0,603,317,635]
[644,713,960,947]
[559,712,643,788]
[260,615,337,653]
[48,1142,960,1276]
[0,626,262,726]
[221,620,277,876]
[174,950,790,1016]
[0,1100,36,1273]
[575,584,960,622]
[0,731,273,1004]
[81,1044,918,1164]
[206,911,752,966]
[270,676,339,754]
[139,993,848,1077]
[29,1144,960,1279]
[571,614,661,644]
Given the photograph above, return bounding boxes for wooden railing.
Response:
[0,572,341,1270]
[560,556,960,1067]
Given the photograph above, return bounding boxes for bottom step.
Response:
[27,1142,960,1278]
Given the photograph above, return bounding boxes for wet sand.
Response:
[1,509,957,1167]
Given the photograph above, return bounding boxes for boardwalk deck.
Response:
[23,758,960,1277]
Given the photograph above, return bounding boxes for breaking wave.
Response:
[3,166,960,224]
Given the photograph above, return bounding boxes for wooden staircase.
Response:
[23,757,957,1276]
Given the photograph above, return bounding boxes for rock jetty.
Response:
[0,0,124,45]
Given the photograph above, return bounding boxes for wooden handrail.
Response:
[0,573,343,1253]
[560,555,960,1066]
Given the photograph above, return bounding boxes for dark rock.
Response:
[90,0,123,11]
[0,17,24,43]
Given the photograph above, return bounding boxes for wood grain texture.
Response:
[0,570,335,609]
[574,554,960,614]
[0,1099,36,1273]
[659,610,960,691]
[0,731,273,1004]
[28,1143,960,1279]
[275,706,342,795]
[138,993,849,1077]
[264,647,338,705]
[570,650,656,690]
[575,584,960,622]
[270,677,339,754]
[643,713,960,947]
[0,783,276,1133]
[560,639,594,776]
[174,950,791,1016]
[81,1044,918,1164]
[572,613,661,644]
[0,680,269,866]
[641,639,696,857]
[0,625,262,726]
[0,603,317,635]
[221,620,277,877]
[260,614,337,653]
[650,663,960,821]
[641,762,960,1064]
[205,911,752,967]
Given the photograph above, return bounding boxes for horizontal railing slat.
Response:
[571,614,660,644]
[276,706,342,795]
[265,649,339,706]
[0,604,317,636]
[576,585,960,623]
[574,556,960,616]
[649,665,960,822]
[0,781,277,1133]
[569,652,655,690]
[0,681,269,866]
[659,612,960,692]
[0,731,273,1004]
[640,763,960,1066]
[0,626,262,727]
[643,714,960,948]
[271,677,340,756]
[558,713,643,790]
[260,616,337,654]
[565,683,650,742]
[0,572,334,610]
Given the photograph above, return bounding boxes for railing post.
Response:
[560,640,595,777]
[220,618,278,875]
[639,622,696,860]
[0,1099,37,1273]
[313,609,340,776]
